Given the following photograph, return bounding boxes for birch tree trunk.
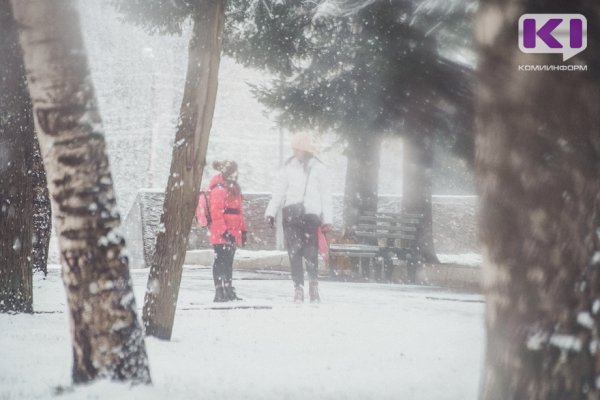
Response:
[476,1,600,398]
[143,0,225,340]
[0,0,34,313]
[402,133,439,264]
[10,0,150,383]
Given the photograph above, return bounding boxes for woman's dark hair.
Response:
[213,160,238,178]
[213,160,241,196]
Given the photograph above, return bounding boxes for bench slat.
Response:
[355,231,416,240]
[356,224,417,232]
[330,252,379,257]
[329,244,379,252]
[329,246,414,255]
[329,243,379,258]
[358,216,421,224]
[361,211,423,219]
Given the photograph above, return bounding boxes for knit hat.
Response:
[213,160,238,179]
[290,131,318,154]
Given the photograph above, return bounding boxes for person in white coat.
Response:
[265,132,333,303]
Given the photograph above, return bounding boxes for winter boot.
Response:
[309,280,320,303]
[213,285,227,302]
[225,282,242,301]
[294,285,304,303]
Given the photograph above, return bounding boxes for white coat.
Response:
[265,156,333,225]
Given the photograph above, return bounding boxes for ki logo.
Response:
[518,14,587,61]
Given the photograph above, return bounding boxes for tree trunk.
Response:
[143,0,225,340]
[10,0,150,384]
[476,1,600,399]
[30,138,52,276]
[343,133,381,231]
[0,0,34,313]
[402,133,439,264]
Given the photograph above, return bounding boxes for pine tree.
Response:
[227,0,473,264]
[476,0,600,398]
[30,139,52,276]
[113,0,226,340]
[10,0,151,383]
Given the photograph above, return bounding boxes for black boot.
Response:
[225,283,242,301]
[213,286,227,302]
[294,285,304,303]
[309,280,320,303]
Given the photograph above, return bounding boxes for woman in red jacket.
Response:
[206,160,247,302]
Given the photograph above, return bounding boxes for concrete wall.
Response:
[121,190,478,269]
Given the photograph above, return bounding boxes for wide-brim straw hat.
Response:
[290,131,319,154]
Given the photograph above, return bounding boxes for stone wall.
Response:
[187,193,276,250]
[121,190,478,269]
[121,191,280,269]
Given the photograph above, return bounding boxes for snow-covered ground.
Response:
[1,266,484,399]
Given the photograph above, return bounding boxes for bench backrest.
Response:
[354,212,422,248]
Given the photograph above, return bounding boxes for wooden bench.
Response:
[329,212,423,282]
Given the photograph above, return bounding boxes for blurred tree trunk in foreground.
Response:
[402,133,439,265]
[0,0,34,313]
[476,1,600,399]
[143,0,225,340]
[10,0,150,384]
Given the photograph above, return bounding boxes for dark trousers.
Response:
[213,244,236,287]
[283,214,321,287]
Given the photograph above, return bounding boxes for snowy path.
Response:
[0,267,484,400]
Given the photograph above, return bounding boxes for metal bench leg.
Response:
[351,257,359,279]
[373,257,383,282]
[407,260,417,284]
[361,257,371,280]
[383,253,394,282]
[406,249,421,284]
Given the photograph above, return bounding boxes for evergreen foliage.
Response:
[111,0,197,34]
[225,0,474,160]
[112,0,474,159]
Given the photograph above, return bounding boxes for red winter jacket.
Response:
[206,174,247,246]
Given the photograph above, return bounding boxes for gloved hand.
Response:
[222,231,235,244]
[266,216,275,229]
[242,231,248,247]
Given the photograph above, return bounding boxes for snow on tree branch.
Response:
[313,0,378,20]
[313,0,477,21]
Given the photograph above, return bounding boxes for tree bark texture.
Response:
[0,0,34,313]
[343,133,381,232]
[476,1,600,399]
[143,0,226,340]
[402,133,439,264]
[10,0,150,384]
